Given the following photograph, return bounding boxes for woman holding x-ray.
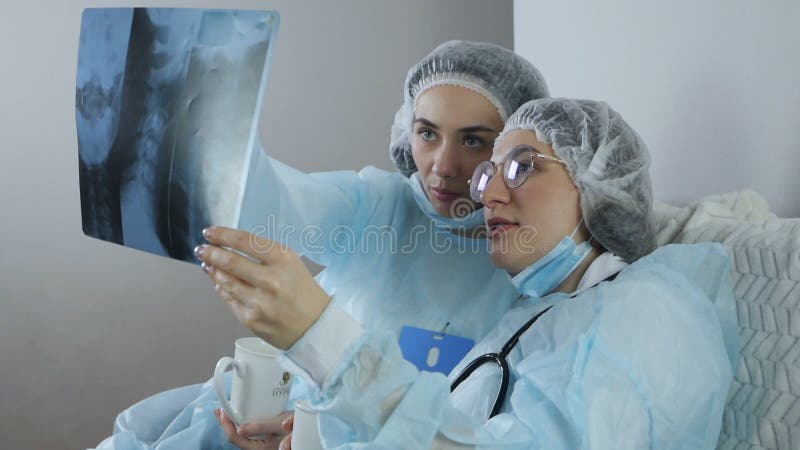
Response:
[203,97,739,449]
[94,41,551,450]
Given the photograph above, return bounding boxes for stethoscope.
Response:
[449,272,619,419]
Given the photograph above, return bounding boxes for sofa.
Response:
[654,190,800,450]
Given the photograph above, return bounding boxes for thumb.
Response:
[279,433,292,450]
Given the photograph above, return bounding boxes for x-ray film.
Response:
[76,8,278,263]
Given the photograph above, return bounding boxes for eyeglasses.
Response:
[468,145,565,203]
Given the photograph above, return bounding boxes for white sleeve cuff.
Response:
[281,304,364,391]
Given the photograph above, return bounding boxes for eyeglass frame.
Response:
[467,144,566,203]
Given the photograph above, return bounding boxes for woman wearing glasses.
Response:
[93,41,550,450]
[204,98,738,448]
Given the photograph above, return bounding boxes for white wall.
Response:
[514,0,800,217]
[0,1,512,449]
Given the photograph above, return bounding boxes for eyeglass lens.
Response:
[469,146,537,203]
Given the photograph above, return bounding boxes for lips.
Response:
[486,216,519,238]
[430,187,462,202]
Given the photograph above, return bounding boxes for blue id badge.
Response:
[398,326,475,375]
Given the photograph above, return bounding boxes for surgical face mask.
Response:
[509,221,593,298]
[408,172,485,230]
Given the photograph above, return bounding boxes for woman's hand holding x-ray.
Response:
[195,226,331,350]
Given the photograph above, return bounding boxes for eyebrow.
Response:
[413,117,498,133]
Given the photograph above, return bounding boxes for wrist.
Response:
[282,304,364,390]
[286,287,332,349]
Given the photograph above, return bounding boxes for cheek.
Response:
[410,142,431,176]
[516,179,577,230]
[460,151,492,176]
[517,190,553,225]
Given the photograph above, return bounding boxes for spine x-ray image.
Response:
[76,8,278,262]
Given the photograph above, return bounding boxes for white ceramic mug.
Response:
[291,400,323,450]
[213,337,293,439]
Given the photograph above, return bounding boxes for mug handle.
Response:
[214,356,245,427]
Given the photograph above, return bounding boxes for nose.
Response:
[431,140,458,179]
[480,166,510,208]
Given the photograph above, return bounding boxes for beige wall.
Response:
[0,1,513,449]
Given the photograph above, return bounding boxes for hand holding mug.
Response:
[216,408,293,450]
[213,337,293,439]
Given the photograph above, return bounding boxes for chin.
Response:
[488,248,514,272]
[489,248,533,275]
[433,203,453,218]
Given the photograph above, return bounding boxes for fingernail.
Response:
[282,417,290,427]
[203,227,212,239]
[237,425,247,435]
[201,262,211,274]
[193,245,204,258]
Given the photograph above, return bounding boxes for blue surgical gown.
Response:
[296,243,739,449]
[91,142,517,449]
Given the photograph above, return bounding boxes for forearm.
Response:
[280,306,534,449]
[236,138,367,267]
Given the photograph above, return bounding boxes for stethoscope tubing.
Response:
[450,272,619,419]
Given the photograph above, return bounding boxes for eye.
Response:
[505,159,533,183]
[419,129,436,141]
[516,161,533,173]
[464,135,485,149]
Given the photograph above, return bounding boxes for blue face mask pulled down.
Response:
[408,173,485,230]
[510,222,593,299]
